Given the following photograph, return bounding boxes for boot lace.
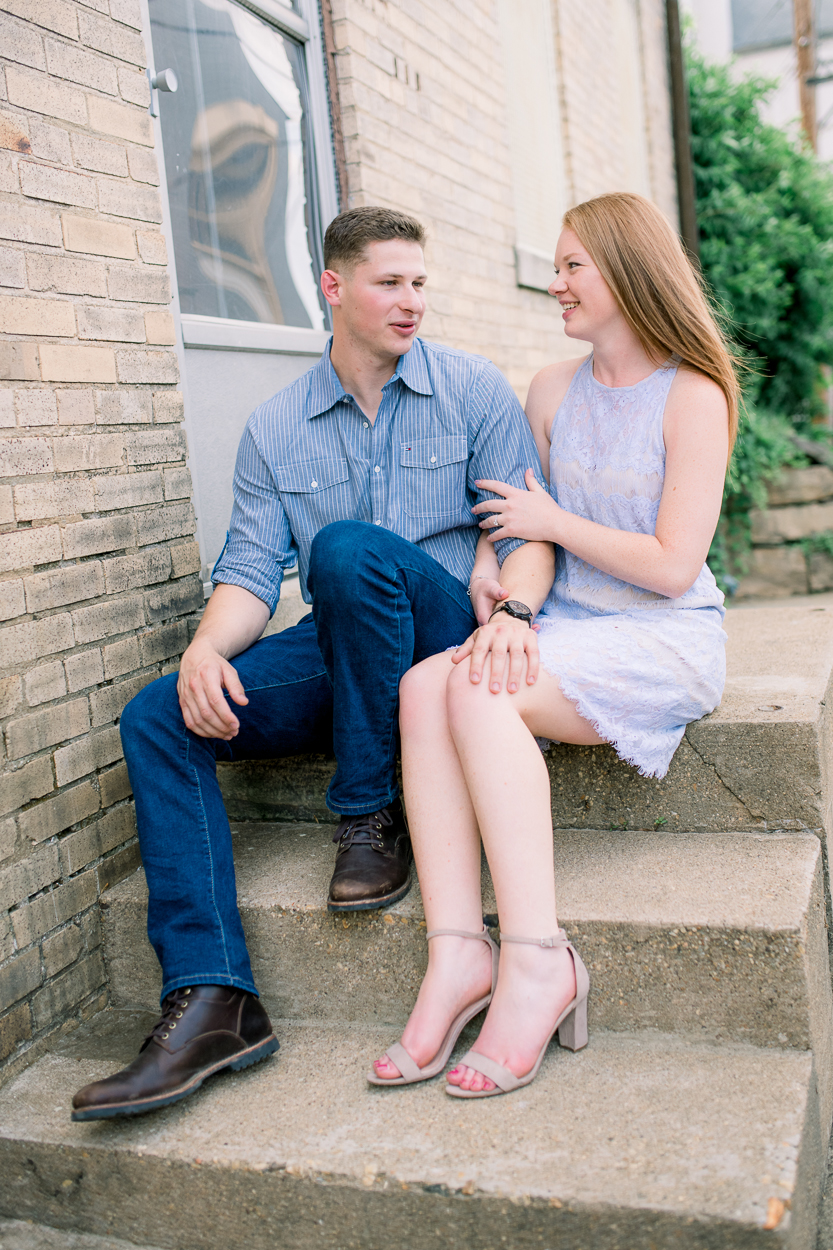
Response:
[144,986,193,1045]
[332,808,393,853]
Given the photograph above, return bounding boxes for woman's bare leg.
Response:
[445,658,602,1092]
[371,654,492,1078]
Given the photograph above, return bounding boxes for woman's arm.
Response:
[473,369,729,600]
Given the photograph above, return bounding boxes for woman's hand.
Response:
[451,613,539,693]
[473,469,561,543]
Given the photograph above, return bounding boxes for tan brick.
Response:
[107,264,169,303]
[61,512,136,559]
[93,469,161,512]
[89,670,152,727]
[0,389,14,427]
[0,109,31,154]
[96,838,139,892]
[23,659,66,706]
[17,780,98,845]
[42,923,83,977]
[0,612,73,670]
[63,214,134,260]
[126,145,159,187]
[13,387,57,426]
[103,546,170,593]
[0,484,13,523]
[0,841,60,910]
[87,94,151,147]
[40,344,116,384]
[71,592,144,645]
[71,131,128,177]
[78,9,145,65]
[0,756,53,818]
[0,342,40,381]
[61,803,136,875]
[118,67,150,109]
[0,245,25,288]
[0,152,15,195]
[27,253,107,298]
[5,66,86,125]
[0,201,61,247]
[136,229,167,265]
[136,501,194,545]
[24,560,104,610]
[170,541,201,578]
[101,635,139,679]
[0,577,24,621]
[95,387,151,424]
[116,350,178,385]
[144,308,175,345]
[6,696,89,760]
[44,37,118,95]
[163,467,192,501]
[64,647,103,692]
[138,618,187,666]
[0,11,46,72]
[97,176,162,224]
[99,759,130,806]
[109,0,142,29]
[28,119,72,165]
[0,435,52,475]
[54,722,121,785]
[31,949,105,1030]
[54,433,123,472]
[0,1001,31,1062]
[0,293,74,337]
[11,868,96,946]
[0,675,22,717]
[77,303,145,343]
[19,161,96,210]
[14,478,95,521]
[56,389,95,425]
[152,390,183,424]
[146,575,202,624]
[0,817,15,864]
[0,948,41,1012]
[0,0,78,39]
[125,428,185,466]
[0,910,14,958]
[0,525,62,574]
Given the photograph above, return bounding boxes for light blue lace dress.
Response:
[535,354,726,779]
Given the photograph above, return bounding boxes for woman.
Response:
[368,192,737,1098]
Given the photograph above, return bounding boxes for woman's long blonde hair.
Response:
[562,192,741,453]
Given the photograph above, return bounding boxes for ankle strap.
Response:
[499,929,568,948]
[426,926,490,942]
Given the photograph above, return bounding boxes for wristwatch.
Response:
[489,600,533,626]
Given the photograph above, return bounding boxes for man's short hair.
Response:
[323,206,426,271]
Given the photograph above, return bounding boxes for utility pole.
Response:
[794,0,817,150]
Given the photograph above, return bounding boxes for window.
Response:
[148,0,328,329]
[732,0,833,52]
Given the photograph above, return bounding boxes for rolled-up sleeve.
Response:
[467,364,548,565]
[211,417,297,614]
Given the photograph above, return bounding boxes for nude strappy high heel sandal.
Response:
[367,926,500,1086]
[445,927,589,1099]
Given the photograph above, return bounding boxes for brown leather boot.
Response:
[71,985,279,1121]
[327,798,412,913]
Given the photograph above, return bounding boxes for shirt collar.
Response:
[307,336,433,419]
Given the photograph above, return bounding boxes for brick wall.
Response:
[328,0,677,400]
[0,0,198,1080]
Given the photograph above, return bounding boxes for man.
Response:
[71,207,553,1121]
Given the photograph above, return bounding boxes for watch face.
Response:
[505,601,529,614]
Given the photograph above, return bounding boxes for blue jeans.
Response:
[121,521,477,1000]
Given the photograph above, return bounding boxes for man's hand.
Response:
[451,612,539,694]
[469,575,509,625]
[177,637,249,740]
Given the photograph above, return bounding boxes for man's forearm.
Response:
[191,583,271,660]
[497,542,554,616]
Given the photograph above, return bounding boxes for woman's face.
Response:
[549,228,621,341]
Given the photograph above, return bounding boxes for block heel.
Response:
[557,993,588,1051]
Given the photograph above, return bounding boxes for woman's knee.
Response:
[399,655,451,736]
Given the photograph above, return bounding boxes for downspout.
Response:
[665,0,700,261]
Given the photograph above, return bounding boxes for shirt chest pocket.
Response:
[274,458,349,538]
[400,437,468,517]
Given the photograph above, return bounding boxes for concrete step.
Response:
[100,823,833,1118]
[218,597,833,845]
[0,1219,164,1250]
[0,1009,826,1250]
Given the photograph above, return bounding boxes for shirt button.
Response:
[375,519,382,525]
[363,421,369,428]
[374,465,380,473]
[310,480,318,488]
[430,455,436,463]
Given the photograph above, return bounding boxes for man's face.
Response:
[324,239,427,358]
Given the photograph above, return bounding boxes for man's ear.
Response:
[321,268,343,308]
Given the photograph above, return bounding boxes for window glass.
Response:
[149,0,325,328]
[732,0,833,51]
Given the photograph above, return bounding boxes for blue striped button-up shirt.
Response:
[212,336,545,611]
